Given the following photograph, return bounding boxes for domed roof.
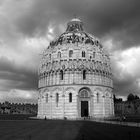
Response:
[70,18,81,22]
[49,18,100,48]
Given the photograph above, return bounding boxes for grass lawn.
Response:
[0,120,140,140]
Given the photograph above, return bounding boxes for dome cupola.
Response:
[66,18,83,32]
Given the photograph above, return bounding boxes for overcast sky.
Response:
[0,0,140,103]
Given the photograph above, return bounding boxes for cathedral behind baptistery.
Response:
[37,18,114,119]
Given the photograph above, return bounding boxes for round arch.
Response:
[78,87,92,118]
[78,87,91,98]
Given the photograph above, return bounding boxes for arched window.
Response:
[95,40,99,46]
[49,54,51,60]
[93,52,95,58]
[69,93,72,102]
[46,94,48,103]
[83,70,86,80]
[60,70,63,80]
[56,93,59,103]
[82,51,85,57]
[57,52,61,58]
[97,93,99,103]
[69,50,73,57]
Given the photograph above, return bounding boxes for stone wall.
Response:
[37,85,114,119]
[38,43,113,89]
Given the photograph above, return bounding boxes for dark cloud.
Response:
[113,77,140,97]
[113,76,135,95]
[0,56,38,91]
[13,0,140,49]
[1,0,140,101]
[111,48,140,97]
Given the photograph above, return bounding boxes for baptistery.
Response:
[37,18,114,119]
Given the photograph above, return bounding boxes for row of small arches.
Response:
[39,69,112,80]
[54,69,111,80]
[60,69,86,80]
[49,51,96,60]
[44,92,111,105]
[46,93,72,104]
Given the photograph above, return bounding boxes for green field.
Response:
[0,120,140,140]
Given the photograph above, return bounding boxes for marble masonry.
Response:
[37,18,114,119]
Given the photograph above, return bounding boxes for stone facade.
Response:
[37,18,114,119]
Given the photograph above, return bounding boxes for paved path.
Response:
[92,119,140,127]
[32,116,140,127]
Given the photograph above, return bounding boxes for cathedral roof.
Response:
[49,18,100,48]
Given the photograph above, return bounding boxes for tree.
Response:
[133,100,140,114]
[134,95,139,100]
[113,94,122,103]
[127,93,140,102]
[127,93,135,101]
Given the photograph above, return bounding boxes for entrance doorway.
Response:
[81,101,88,117]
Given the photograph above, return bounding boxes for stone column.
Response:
[43,76,45,86]
[62,93,65,118]
[90,95,94,117]
[56,72,59,85]
[58,71,60,85]
[38,78,40,88]
[52,72,54,85]
[79,70,82,84]
[41,76,43,87]
[42,95,45,118]
[45,75,46,86]
[48,73,50,85]
[110,96,112,115]
[76,95,79,118]
[77,71,80,84]
[54,72,57,85]
[54,73,56,85]
[102,95,105,117]
[42,76,44,87]
[49,73,51,85]
[69,71,72,84]
[46,74,47,86]
[73,71,76,84]
[72,70,74,84]
[50,72,53,85]
[112,97,114,115]
[50,95,52,119]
